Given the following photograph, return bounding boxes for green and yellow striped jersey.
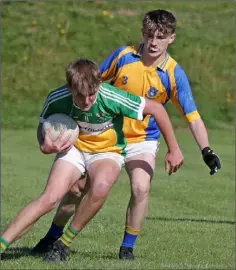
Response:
[40,82,145,155]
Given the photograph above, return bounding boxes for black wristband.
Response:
[202,147,211,156]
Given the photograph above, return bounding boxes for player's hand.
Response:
[202,147,221,175]
[165,147,184,175]
[40,128,73,154]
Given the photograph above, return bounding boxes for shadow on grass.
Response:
[1,249,117,262]
[146,216,235,225]
[1,247,32,260]
[1,247,78,261]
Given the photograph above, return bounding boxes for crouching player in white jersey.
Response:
[0,58,183,261]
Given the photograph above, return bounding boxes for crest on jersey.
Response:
[96,112,106,122]
[96,112,105,117]
[146,87,158,99]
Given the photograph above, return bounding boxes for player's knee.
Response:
[70,185,82,197]
[91,181,111,201]
[70,178,87,197]
[131,181,150,200]
[38,193,60,212]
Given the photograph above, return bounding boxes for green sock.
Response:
[0,237,9,253]
[59,225,79,247]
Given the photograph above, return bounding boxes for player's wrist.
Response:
[201,146,211,156]
[167,144,181,153]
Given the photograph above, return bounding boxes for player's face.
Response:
[142,29,176,59]
[72,89,98,111]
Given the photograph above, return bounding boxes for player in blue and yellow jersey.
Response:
[100,10,220,259]
[0,58,183,261]
[30,10,221,260]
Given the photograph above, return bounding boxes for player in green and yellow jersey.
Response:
[0,58,183,261]
[40,83,145,155]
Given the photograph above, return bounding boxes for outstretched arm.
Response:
[189,118,209,150]
[170,65,221,175]
[143,98,184,175]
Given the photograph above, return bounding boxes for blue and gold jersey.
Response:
[99,44,200,143]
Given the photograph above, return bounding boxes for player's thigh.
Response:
[125,141,159,182]
[44,147,86,199]
[85,152,123,188]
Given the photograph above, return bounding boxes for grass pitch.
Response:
[1,128,234,269]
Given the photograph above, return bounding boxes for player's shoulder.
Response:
[99,82,117,94]
[46,84,72,102]
[99,83,128,99]
[165,55,187,77]
[115,45,136,53]
[48,84,71,97]
[110,45,138,59]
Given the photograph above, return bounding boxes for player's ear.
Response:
[168,33,176,45]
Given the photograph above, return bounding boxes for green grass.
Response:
[2,0,235,129]
[1,128,235,269]
[1,1,235,268]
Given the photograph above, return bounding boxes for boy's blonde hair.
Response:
[66,58,101,96]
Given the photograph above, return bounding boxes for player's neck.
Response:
[141,50,168,68]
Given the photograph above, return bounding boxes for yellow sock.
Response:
[59,225,79,247]
[125,225,140,235]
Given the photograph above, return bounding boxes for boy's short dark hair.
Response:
[142,9,176,37]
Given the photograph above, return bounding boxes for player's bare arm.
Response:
[188,118,209,150]
[143,98,184,175]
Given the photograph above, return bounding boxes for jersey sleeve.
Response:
[170,65,200,123]
[99,84,145,121]
[99,46,127,81]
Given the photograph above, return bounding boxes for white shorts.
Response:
[54,146,124,174]
[125,140,160,160]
